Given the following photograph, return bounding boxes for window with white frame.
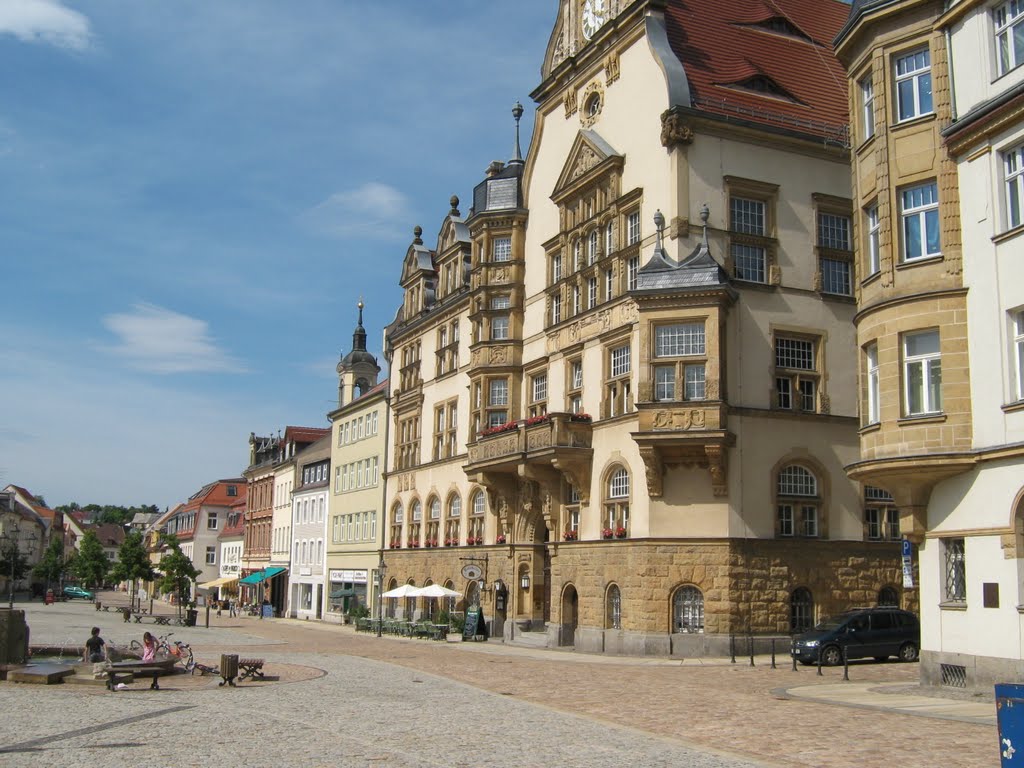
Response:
[493,236,512,262]
[652,322,706,402]
[565,484,580,537]
[588,230,598,264]
[995,1,1024,76]
[491,315,509,340]
[901,182,940,261]
[944,537,966,602]
[627,210,641,245]
[1015,311,1024,401]
[627,255,639,291]
[205,546,216,565]
[777,464,819,538]
[604,467,630,536]
[530,372,548,417]
[817,211,852,296]
[587,276,597,309]
[894,48,932,122]
[1005,144,1024,230]
[864,486,899,541]
[567,358,583,413]
[573,285,581,316]
[606,343,631,417]
[730,196,767,282]
[552,252,562,283]
[673,586,704,633]
[552,293,562,325]
[859,72,875,141]
[903,330,942,416]
[605,267,614,301]
[866,203,881,276]
[774,335,819,413]
[605,221,614,255]
[469,491,485,543]
[207,512,218,530]
[865,342,880,425]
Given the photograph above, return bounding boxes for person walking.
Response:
[228,598,237,618]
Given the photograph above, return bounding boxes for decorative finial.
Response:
[450,195,460,215]
[654,209,665,252]
[511,100,524,164]
[700,203,710,248]
[413,225,423,244]
[357,297,364,326]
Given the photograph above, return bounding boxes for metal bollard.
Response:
[817,648,823,676]
[842,645,849,681]
[791,647,797,672]
[730,634,736,664]
[771,638,777,669]
[748,635,754,667]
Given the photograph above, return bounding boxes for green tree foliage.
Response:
[71,530,110,589]
[158,535,199,616]
[33,537,67,587]
[55,502,159,527]
[0,541,31,584]
[108,530,156,606]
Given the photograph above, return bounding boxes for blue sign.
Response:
[902,539,912,557]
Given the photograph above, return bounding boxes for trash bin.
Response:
[996,683,1024,765]
[185,608,198,627]
[220,653,239,680]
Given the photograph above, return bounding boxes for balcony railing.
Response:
[466,412,593,467]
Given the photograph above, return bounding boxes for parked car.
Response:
[63,585,94,600]
[790,606,919,666]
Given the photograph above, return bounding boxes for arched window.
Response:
[466,579,481,608]
[603,466,630,537]
[445,495,462,547]
[469,491,486,545]
[390,503,403,549]
[404,580,416,620]
[429,498,441,519]
[606,585,622,629]
[472,491,486,516]
[777,464,820,538]
[409,500,422,547]
[673,586,704,633]
[605,221,614,255]
[386,578,398,618]
[878,586,899,607]
[790,587,814,633]
[588,229,599,264]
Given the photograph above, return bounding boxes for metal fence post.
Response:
[748,635,754,667]
[842,645,849,681]
[771,638,777,669]
[730,634,736,664]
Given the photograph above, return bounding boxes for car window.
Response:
[871,612,894,630]
[849,615,869,631]
[813,612,856,631]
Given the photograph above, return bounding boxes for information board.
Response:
[463,606,486,640]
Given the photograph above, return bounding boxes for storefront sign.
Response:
[329,569,368,583]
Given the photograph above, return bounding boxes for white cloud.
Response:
[0,0,93,51]
[99,303,246,374]
[299,182,413,240]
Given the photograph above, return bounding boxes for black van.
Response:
[790,607,919,666]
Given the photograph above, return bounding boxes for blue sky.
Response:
[0,0,552,509]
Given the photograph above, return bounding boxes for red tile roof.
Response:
[284,426,331,444]
[354,378,389,402]
[181,479,247,512]
[664,0,851,142]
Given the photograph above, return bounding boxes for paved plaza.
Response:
[0,596,1000,767]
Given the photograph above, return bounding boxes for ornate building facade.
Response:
[381,0,901,656]
[837,0,1024,690]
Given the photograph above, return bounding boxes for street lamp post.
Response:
[376,557,387,637]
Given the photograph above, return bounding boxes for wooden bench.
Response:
[105,667,163,691]
[132,614,177,625]
[238,658,264,681]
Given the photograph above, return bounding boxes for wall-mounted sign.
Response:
[461,564,483,580]
[329,569,368,583]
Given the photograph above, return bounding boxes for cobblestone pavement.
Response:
[2,597,999,767]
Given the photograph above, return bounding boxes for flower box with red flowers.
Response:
[615,527,628,539]
[465,536,477,545]
[408,541,420,548]
[524,414,550,427]
[444,538,453,547]
[569,413,592,423]
[479,420,519,437]
[495,534,507,545]
[389,541,400,549]
[563,530,578,541]
[601,528,615,540]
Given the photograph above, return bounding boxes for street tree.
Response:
[71,530,110,590]
[108,530,156,608]
[158,535,199,618]
[0,541,31,592]
[33,537,68,593]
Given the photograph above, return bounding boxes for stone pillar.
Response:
[0,608,29,664]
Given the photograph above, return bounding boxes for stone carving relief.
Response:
[638,447,663,498]
[570,145,600,180]
[769,264,782,286]
[660,110,694,147]
[579,81,605,129]
[565,90,578,118]
[652,409,707,431]
[605,52,620,84]
[619,300,638,324]
[526,428,552,451]
[490,346,508,364]
[705,445,728,497]
[493,267,509,283]
[704,378,720,401]
[818,393,831,415]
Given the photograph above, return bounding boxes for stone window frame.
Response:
[1012,309,1024,403]
[566,355,584,414]
[408,497,423,547]
[813,194,854,298]
[602,463,631,536]
[1003,142,1024,231]
[551,250,563,284]
[425,495,442,547]
[651,318,708,403]
[468,489,486,544]
[943,536,966,603]
[858,68,875,143]
[899,180,941,262]
[603,335,633,418]
[772,456,830,539]
[528,366,549,418]
[725,176,779,286]
[445,493,462,546]
[492,235,512,263]
[390,501,404,548]
[397,414,420,470]
[864,341,880,426]
[671,585,705,634]
[564,481,581,538]
[605,583,622,629]
[432,398,458,462]
[772,328,825,415]
[864,201,881,278]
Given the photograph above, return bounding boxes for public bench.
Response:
[132,614,179,626]
[238,658,265,681]
[105,667,163,691]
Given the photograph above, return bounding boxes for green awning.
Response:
[330,588,357,599]
[238,566,286,585]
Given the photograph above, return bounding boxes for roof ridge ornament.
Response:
[510,101,524,165]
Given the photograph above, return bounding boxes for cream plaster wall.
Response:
[929,458,1024,532]
[947,7,1024,119]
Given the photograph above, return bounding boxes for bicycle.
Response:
[133,632,195,672]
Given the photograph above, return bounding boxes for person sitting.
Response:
[84,626,106,663]
[141,631,156,662]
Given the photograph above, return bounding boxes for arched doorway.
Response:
[560,584,578,647]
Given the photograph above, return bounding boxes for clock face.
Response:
[582,0,607,40]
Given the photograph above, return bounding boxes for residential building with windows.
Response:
[837,0,1024,691]
[209,494,246,603]
[172,478,245,602]
[326,304,387,623]
[287,434,331,620]
[379,0,898,655]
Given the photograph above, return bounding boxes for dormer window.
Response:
[727,75,800,103]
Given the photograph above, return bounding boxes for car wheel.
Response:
[820,645,843,666]
[898,642,919,662]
